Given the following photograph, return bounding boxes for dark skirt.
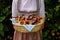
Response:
[13,30,42,40]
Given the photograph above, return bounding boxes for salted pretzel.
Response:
[24,18,30,24]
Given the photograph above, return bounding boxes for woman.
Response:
[12,0,45,40]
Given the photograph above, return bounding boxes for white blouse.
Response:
[12,0,45,18]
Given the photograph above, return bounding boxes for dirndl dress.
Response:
[12,0,45,40]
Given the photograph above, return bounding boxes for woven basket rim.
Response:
[12,19,44,27]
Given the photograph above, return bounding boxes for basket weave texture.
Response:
[13,19,44,33]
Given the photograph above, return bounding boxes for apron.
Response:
[17,0,40,16]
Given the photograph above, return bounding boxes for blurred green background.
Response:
[0,0,60,40]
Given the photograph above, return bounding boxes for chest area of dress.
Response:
[18,0,39,12]
[18,0,38,8]
[20,0,37,6]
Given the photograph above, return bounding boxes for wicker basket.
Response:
[12,19,44,33]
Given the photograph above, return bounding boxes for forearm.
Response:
[39,0,45,20]
[39,0,45,29]
[12,0,18,18]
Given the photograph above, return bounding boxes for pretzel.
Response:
[19,20,24,24]
[31,17,37,25]
[15,17,18,20]
[19,16,25,24]
[37,16,42,22]
[28,14,33,20]
[15,14,42,25]
[24,18,30,24]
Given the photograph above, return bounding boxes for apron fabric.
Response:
[17,0,39,16]
[17,0,38,12]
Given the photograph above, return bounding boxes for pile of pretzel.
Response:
[15,14,42,25]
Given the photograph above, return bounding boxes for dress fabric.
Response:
[13,30,42,40]
[12,0,45,40]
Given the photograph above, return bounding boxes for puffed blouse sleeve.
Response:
[12,0,19,17]
[39,0,45,19]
